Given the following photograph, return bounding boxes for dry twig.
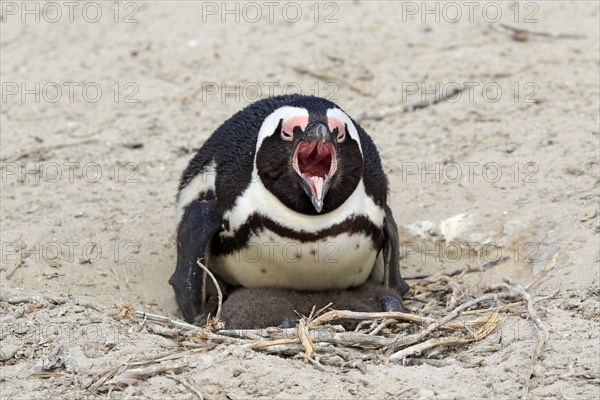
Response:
[167,372,204,400]
[386,292,516,353]
[493,23,586,42]
[310,308,501,332]
[134,311,197,330]
[112,362,188,385]
[197,259,223,321]
[389,313,499,361]
[359,84,464,121]
[296,319,316,358]
[2,138,98,162]
[293,66,372,96]
[503,277,550,400]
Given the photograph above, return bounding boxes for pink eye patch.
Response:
[281,116,308,141]
[328,117,346,142]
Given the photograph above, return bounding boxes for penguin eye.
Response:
[277,118,293,141]
[329,117,347,143]
[281,128,293,141]
[337,124,347,143]
[281,116,308,142]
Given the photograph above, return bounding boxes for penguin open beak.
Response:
[292,123,338,213]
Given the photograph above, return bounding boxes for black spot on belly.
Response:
[355,243,360,249]
[310,249,316,255]
[295,252,301,259]
[260,268,266,274]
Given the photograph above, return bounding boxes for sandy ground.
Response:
[1,1,599,399]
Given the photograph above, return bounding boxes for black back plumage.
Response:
[350,114,388,207]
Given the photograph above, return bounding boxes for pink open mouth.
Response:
[293,140,337,203]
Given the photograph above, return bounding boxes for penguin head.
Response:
[291,120,336,213]
[255,96,364,215]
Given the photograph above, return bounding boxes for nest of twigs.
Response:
[131,259,549,368]
[91,259,551,396]
[191,265,523,367]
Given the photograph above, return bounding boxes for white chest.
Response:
[210,230,378,290]
[211,176,385,289]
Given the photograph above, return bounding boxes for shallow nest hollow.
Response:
[127,258,551,373]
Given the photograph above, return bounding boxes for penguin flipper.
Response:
[169,199,222,323]
[383,204,410,296]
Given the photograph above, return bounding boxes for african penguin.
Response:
[170,95,409,323]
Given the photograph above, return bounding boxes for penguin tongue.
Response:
[308,175,325,199]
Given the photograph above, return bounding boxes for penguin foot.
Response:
[378,295,403,312]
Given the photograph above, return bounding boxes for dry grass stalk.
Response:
[296,319,316,358]
[385,292,517,353]
[309,309,493,331]
[249,338,300,349]
[369,319,397,335]
[460,301,524,315]
[389,313,500,361]
[129,348,209,366]
[503,277,550,400]
[196,259,223,321]
[219,326,301,339]
[293,66,372,96]
[2,138,98,162]
[88,348,212,392]
[359,85,464,120]
[245,328,389,350]
[89,358,133,392]
[112,362,188,385]
[134,310,197,330]
[167,372,204,400]
[492,23,586,42]
[6,255,24,279]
